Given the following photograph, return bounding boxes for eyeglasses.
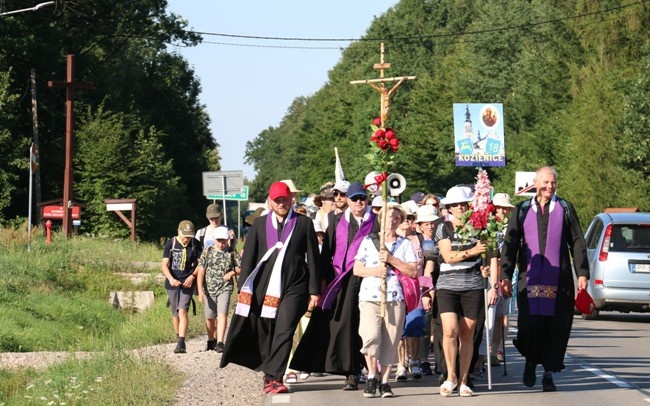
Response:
[448,202,467,208]
[333,191,346,197]
[350,195,368,202]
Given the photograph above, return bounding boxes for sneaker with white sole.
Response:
[395,367,407,382]
[411,362,422,380]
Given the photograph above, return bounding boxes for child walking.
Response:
[196,226,241,352]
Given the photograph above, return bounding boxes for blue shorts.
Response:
[402,308,426,337]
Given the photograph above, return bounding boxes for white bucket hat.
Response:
[493,193,515,208]
[440,186,473,205]
[415,204,440,223]
[371,195,383,208]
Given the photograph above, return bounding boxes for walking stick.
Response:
[502,315,508,376]
[484,275,492,390]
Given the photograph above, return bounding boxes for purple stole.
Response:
[523,199,563,316]
[265,210,298,250]
[320,211,375,310]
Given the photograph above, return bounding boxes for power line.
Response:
[183,0,648,43]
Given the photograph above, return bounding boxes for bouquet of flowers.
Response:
[364,117,399,187]
[455,168,506,258]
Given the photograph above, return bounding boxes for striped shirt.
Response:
[434,221,483,291]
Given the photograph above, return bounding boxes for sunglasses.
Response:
[333,191,347,197]
[448,202,467,208]
[350,195,368,202]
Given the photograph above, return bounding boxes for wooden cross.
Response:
[350,43,416,317]
[350,43,416,128]
[48,54,93,238]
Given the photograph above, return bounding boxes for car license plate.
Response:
[634,264,650,273]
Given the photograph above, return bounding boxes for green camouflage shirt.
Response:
[199,247,241,297]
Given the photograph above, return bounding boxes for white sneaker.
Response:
[299,372,310,381]
[396,367,407,382]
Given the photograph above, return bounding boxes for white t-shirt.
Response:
[355,236,417,303]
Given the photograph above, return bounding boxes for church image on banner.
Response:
[452,103,505,167]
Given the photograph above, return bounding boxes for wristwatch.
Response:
[492,282,499,290]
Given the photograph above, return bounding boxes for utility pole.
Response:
[30,69,42,220]
[48,54,93,238]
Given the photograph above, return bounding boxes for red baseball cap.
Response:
[269,181,291,200]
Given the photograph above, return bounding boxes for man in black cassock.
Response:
[290,182,376,391]
[220,181,321,395]
[500,166,589,392]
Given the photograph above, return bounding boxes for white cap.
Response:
[214,226,229,240]
[333,180,350,193]
[371,196,383,207]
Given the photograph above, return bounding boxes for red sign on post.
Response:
[42,205,80,220]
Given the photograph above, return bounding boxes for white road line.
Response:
[566,354,633,388]
[271,394,291,403]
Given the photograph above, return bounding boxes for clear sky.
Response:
[166,1,398,179]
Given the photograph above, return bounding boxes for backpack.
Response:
[369,233,421,313]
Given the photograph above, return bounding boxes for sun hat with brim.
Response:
[214,226,229,240]
[401,200,418,216]
[178,220,195,236]
[415,204,440,223]
[440,186,473,205]
[493,192,515,208]
[245,207,265,225]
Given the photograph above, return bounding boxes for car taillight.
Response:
[598,224,612,261]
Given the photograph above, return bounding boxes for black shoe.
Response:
[206,340,216,351]
[542,372,557,392]
[215,342,225,353]
[379,383,394,398]
[523,361,536,387]
[343,374,359,391]
[174,343,186,354]
[438,371,447,386]
[363,378,378,398]
[421,362,433,376]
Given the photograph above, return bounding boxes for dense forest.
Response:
[1,1,649,241]
[0,0,218,240]
[245,0,650,227]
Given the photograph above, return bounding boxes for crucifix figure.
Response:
[350,43,416,128]
[48,54,93,238]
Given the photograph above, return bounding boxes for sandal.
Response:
[459,384,474,397]
[285,372,298,384]
[440,380,457,397]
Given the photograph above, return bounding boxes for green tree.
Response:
[75,105,183,240]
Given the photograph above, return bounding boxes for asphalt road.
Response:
[263,312,650,406]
